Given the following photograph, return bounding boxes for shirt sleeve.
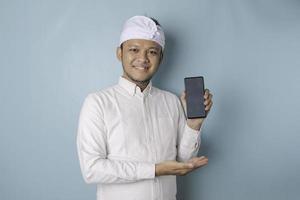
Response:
[76,94,155,184]
[175,97,203,162]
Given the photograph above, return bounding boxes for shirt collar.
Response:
[118,76,152,97]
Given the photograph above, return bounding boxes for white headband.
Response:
[119,16,165,50]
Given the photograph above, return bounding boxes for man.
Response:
[77,15,213,200]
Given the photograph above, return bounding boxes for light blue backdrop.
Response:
[1,0,300,199]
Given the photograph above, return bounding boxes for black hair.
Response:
[150,17,161,26]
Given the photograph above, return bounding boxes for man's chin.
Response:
[132,77,151,84]
[126,74,152,84]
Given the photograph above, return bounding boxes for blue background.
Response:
[1,0,300,199]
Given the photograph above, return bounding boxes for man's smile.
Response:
[132,65,150,71]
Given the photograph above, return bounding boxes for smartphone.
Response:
[184,76,206,119]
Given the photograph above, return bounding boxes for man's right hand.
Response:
[155,156,208,176]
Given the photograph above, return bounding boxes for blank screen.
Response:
[184,76,206,118]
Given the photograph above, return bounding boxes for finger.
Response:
[188,156,206,162]
[204,95,213,105]
[180,91,186,101]
[204,89,210,98]
[175,162,194,170]
[193,160,208,169]
[205,101,213,111]
[176,168,194,176]
[181,163,194,169]
[194,157,208,165]
[194,156,207,163]
[187,156,207,165]
[205,93,213,101]
[204,92,212,101]
[204,99,210,106]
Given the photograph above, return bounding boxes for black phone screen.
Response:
[184,76,206,118]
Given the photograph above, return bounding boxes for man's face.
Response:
[117,39,163,84]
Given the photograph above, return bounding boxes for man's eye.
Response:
[149,50,158,55]
[129,48,138,52]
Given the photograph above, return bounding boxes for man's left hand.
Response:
[180,89,213,131]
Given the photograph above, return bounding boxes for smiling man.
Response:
[77,15,213,200]
[118,39,161,90]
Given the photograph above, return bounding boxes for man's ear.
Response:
[116,47,122,61]
[159,52,164,64]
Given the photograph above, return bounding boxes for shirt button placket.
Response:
[143,96,154,160]
[153,177,160,200]
[144,96,160,200]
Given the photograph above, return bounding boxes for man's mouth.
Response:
[133,65,150,70]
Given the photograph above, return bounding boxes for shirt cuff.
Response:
[181,124,202,150]
[186,124,202,138]
[136,162,155,180]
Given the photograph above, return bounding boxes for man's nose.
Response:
[137,51,149,62]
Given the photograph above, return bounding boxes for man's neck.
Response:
[122,75,149,92]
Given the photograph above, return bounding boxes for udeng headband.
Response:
[119,16,165,50]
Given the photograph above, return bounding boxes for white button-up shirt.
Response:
[77,76,202,200]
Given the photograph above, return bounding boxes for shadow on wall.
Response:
[152,30,178,93]
[152,23,246,200]
[176,84,246,200]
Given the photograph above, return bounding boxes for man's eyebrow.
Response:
[128,44,140,47]
[148,47,160,50]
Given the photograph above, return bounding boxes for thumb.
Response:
[180,91,187,116]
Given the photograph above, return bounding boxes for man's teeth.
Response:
[134,66,149,70]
